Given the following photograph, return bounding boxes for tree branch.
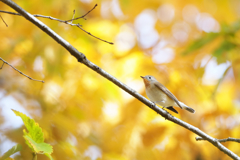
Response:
[0,0,239,159]
[0,14,8,26]
[65,4,98,21]
[0,4,114,45]
[196,137,240,143]
[0,57,44,83]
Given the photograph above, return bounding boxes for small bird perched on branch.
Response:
[141,75,195,114]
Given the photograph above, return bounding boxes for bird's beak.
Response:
[141,76,149,86]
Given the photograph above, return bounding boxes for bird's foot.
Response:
[162,107,168,112]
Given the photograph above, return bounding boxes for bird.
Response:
[141,75,195,114]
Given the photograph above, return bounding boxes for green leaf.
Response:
[12,109,44,143]
[213,40,236,58]
[222,21,240,34]
[182,32,219,55]
[12,110,53,160]
[24,135,53,155]
[0,144,22,160]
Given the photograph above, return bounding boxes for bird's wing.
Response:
[154,82,183,109]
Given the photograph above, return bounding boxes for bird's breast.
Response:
[146,85,166,102]
[146,84,175,107]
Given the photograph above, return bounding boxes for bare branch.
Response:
[196,137,240,143]
[75,23,114,45]
[70,10,75,24]
[0,10,20,16]
[0,57,44,83]
[0,61,5,69]
[0,0,239,159]
[0,14,8,27]
[65,4,98,22]
[0,4,114,45]
[0,10,77,23]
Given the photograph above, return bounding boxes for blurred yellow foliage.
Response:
[1,0,240,160]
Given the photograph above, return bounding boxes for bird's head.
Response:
[140,75,157,86]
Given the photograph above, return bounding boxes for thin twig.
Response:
[0,58,44,83]
[196,137,240,143]
[76,23,114,45]
[0,4,113,45]
[0,10,20,16]
[0,14,8,27]
[70,10,75,24]
[0,61,4,69]
[0,10,77,24]
[65,4,98,21]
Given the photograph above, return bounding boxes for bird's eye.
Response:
[149,77,151,79]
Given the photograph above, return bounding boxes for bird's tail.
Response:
[179,102,195,113]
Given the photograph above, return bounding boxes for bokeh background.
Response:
[1,0,240,159]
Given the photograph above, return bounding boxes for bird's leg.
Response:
[161,106,169,113]
[153,101,168,112]
[151,101,172,119]
[163,108,169,113]
[152,101,166,110]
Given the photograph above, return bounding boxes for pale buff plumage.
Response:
[141,75,195,114]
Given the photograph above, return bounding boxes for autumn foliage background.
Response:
[1,0,240,159]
